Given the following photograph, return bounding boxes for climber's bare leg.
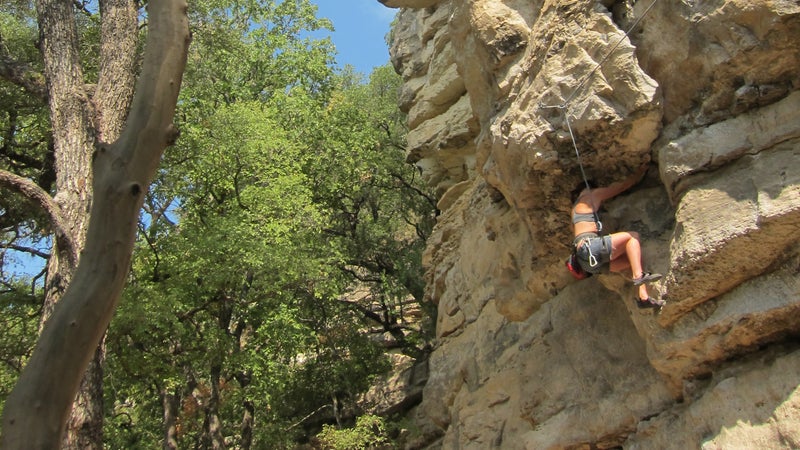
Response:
[609,231,650,300]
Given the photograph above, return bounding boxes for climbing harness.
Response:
[573,232,611,272]
[565,251,590,279]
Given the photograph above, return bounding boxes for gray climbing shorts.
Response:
[573,232,612,274]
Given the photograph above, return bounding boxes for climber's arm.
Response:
[589,165,648,203]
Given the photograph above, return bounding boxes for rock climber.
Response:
[570,165,664,308]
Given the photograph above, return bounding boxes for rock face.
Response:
[384,0,800,448]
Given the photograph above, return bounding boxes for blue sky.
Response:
[312,0,397,75]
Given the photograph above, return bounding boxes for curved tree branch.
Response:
[389,171,436,208]
[0,169,77,269]
[4,244,50,260]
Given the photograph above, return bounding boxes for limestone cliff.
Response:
[380,0,800,448]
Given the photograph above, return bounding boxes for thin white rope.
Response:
[539,0,661,233]
[563,108,602,232]
[562,109,590,192]
[537,0,661,208]
[540,0,662,110]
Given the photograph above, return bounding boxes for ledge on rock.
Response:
[649,258,800,387]
[660,139,800,325]
[659,91,800,202]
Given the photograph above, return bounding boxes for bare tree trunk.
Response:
[32,1,97,446]
[240,400,254,450]
[94,0,139,143]
[32,0,140,447]
[162,387,181,450]
[332,392,342,427]
[204,365,226,450]
[0,0,189,447]
[62,344,105,450]
[61,0,139,447]
[35,0,93,321]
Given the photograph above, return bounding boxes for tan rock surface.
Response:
[384,0,800,447]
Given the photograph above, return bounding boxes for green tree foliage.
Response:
[295,66,437,354]
[0,7,52,408]
[0,9,53,282]
[107,85,419,445]
[0,279,39,414]
[181,0,335,115]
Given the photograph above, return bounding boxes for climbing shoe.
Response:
[632,272,662,286]
[635,297,666,309]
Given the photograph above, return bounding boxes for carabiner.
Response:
[587,245,599,268]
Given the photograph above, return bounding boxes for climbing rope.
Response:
[564,105,603,232]
[562,108,592,194]
[539,0,661,221]
[540,0,662,110]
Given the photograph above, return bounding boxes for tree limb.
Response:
[4,244,50,260]
[72,0,94,17]
[0,169,77,268]
[0,110,48,173]
[0,49,48,101]
[389,171,436,208]
[337,297,407,346]
[285,404,332,431]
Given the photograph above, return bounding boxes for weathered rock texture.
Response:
[383,0,800,447]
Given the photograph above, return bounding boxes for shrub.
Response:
[316,414,389,450]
